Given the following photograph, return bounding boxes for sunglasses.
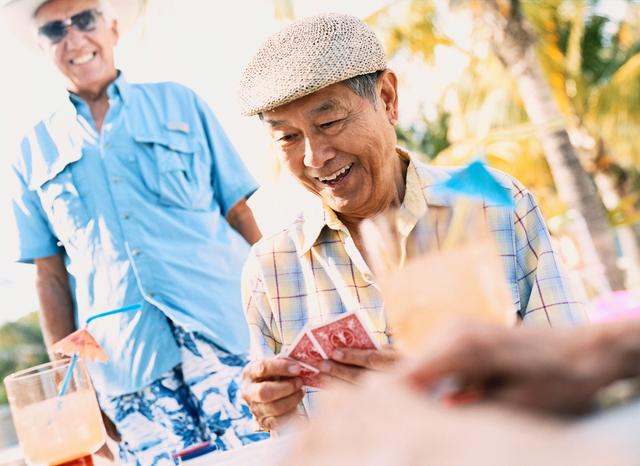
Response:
[38,8,103,44]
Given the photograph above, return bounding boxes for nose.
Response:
[62,26,87,50]
[303,134,336,169]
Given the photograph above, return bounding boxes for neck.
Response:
[69,71,117,104]
[339,154,409,239]
[69,73,117,132]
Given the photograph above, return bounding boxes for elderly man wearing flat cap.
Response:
[238,13,588,431]
[4,0,268,463]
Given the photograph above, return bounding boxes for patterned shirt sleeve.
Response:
[512,181,589,327]
[242,251,280,360]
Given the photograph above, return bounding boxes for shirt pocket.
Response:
[133,131,213,211]
[38,167,92,248]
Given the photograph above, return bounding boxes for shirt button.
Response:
[131,249,141,257]
[112,176,121,184]
[104,142,112,149]
[149,292,156,298]
[123,213,131,220]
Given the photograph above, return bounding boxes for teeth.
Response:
[71,53,94,65]
[318,164,352,182]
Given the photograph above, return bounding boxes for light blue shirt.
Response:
[10,73,258,396]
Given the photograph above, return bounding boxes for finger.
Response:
[331,347,397,370]
[261,411,298,432]
[254,389,305,421]
[319,360,366,384]
[101,410,121,442]
[243,358,302,382]
[94,443,115,462]
[401,329,499,389]
[242,377,302,404]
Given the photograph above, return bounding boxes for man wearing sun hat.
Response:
[4,0,268,463]
[238,13,588,432]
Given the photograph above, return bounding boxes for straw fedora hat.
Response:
[1,0,143,46]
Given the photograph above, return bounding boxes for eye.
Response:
[319,119,341,129]
[277,133,297,144]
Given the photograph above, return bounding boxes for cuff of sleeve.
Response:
[222,183,259,217]
[16,243,63,264]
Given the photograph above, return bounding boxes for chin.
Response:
[325,198,354,213]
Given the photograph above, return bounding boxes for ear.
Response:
[377,69,399,125]
[110,18,120,45]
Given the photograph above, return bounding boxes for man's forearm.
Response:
[227,198,262,245]
[34,254,76,357]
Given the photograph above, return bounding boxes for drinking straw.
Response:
[57,302,143,397]
[57,353,79,397]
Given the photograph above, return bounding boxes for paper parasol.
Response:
[51,327,109,362]
[431,159,515,208]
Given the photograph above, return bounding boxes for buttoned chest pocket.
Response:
[134,132,213,210]
[38,168,92,248]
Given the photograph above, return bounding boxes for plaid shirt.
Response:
[242,148,587,411]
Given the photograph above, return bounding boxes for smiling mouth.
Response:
[316,163,354,186]
[69,52,96,65]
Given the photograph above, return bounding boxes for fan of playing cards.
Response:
[282,311,379,389]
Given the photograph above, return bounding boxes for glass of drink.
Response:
[360,203,515,353]
[4,359,106,466]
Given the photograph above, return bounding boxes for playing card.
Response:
[284,328,326,389]
[286,328,328,363]
[292,360,325,389]
[310,311,379,357]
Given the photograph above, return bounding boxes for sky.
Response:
[0,0,394,324]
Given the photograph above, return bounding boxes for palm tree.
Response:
[465,0,624,290]
[369,0,632,291]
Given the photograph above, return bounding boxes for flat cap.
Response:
[238,13,387,116]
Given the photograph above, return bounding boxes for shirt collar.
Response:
[298,147,436,255]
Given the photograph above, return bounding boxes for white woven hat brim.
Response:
[1,0,142,47]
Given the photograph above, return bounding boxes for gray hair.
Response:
[98,0,117,23]
[342,70,383,107]
[258,70,383,119]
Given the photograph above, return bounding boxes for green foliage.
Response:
[396,111,451,161]
[371,0,640,227]
[366,1,452,62]
[0,312,48,405]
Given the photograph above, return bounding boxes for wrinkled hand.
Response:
[319,345,399,384]
[402,321,621,415]
[241,357,306,431]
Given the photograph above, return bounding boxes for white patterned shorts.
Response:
[99,323,268,466]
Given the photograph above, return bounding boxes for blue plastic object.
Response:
[431,159,515,208]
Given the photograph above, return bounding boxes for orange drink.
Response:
[4,359,106,466]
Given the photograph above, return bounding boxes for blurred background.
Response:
[1,0,639,452]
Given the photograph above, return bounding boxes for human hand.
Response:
[402,321,621,415]
[318,345,399,385]
[94,410,121,462]
[241,357,307,430]
[282,373,627,466]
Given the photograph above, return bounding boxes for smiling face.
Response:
[35,0,119,97]
[263,70,404,225]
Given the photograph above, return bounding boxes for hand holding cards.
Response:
[283,311,380,389]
